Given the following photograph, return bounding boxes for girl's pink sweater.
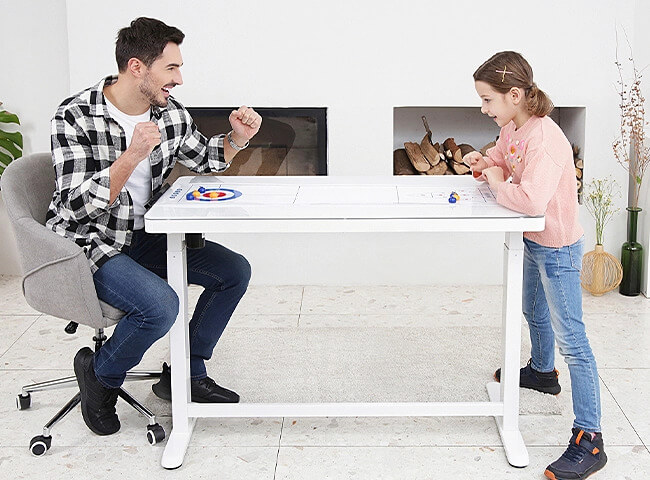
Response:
[485,115,583,248]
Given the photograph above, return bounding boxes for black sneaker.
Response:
[152,362,240,403]
[73,347,120,435]
[494,359,561,395]
[544,429,607,479]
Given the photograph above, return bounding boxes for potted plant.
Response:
[613,41,650,296]
[0,101,23,275]
[581,177,622,295]
[0,101,23,182]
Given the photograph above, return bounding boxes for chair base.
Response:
[18,371,165,456]
[17,325,165,457]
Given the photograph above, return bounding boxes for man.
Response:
[46,17,261,436]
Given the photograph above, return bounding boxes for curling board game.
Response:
[146,175,536,221]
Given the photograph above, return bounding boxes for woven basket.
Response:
[581,245,623,296]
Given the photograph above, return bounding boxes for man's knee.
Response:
[235,253,252,289]
[148,287,179,335]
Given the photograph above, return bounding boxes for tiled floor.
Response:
[1,274,649,479]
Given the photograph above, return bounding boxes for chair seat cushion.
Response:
[99,300,125,325]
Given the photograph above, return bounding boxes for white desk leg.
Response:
[161,233,196,470]
[487,232,529,467]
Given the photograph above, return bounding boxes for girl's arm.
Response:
[494,145,564,216]
[484,134,511,180]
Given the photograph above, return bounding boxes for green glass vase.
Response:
[619,207,643,296]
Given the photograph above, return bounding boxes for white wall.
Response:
[0,0,70,275]
[3,0,644,285]
[634,0,650,294]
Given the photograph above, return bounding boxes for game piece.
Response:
[193,190,201,198]
[186,192,195,200]
[198,186,206,193]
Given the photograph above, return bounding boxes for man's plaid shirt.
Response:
[46,75,229,273]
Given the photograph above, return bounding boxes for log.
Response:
[451,162,471,175]
[480,140,497,156]
[394,148,417,175]
[442,137,463,163]
[420,135,442,166]
[458,143,476,164]
[425,160,448,175]
[404,142,431,172]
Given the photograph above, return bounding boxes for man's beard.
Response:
[140,74,167,108]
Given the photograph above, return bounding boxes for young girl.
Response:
[465,51,607,480]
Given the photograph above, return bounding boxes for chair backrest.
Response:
[2,153,122,327]
[2,153,54,226]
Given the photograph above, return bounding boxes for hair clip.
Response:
[495,66,514,82]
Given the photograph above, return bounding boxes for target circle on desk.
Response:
[187,187,242,202]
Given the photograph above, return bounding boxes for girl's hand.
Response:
[482,166,505,189]
[464,151,488,180]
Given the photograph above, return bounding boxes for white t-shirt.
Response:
[105,98,152,229]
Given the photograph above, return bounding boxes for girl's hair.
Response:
[473,51,554,117]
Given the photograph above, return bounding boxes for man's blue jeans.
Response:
[92,230,251,388]
[523,236,601,432]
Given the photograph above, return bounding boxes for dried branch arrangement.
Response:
[613,36,650,209]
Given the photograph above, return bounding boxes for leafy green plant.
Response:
[0,101,23,178]
[584,176,621,245]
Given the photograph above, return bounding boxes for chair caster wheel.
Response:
[146,423,165,445]
[16,392,32,410]
[30,435,52,456]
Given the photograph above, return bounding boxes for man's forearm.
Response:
[223,130,248,164]
[108,150,141,204]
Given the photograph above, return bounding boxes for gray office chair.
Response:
[2,153,165,456]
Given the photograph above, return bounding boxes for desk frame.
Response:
[146,178,542,470]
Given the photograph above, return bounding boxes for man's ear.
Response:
[127,58,145,78]
[509,87,523,105]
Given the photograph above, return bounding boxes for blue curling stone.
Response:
[198,186,206,193]
[186,192,195,200]
[448,196,457,204]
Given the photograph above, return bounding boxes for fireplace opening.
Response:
[183,107,327,176]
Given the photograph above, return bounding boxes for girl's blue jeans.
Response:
[523,236,601,432]
[92,230,251,388]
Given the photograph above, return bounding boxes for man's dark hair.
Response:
[115,17,185,72]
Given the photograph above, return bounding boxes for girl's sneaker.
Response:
[494,358,561,395]
[544,429,607,479]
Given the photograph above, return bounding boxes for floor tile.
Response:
[582,289,650,315]
[585,312,650,368]
[1,280,649,476]
[298,312,502,328]
[232,285,304,315]
[281,416,501,447]
[0,315,38,357]
[599,368,650,446]
[301,285,503,316]
[0,315,111,371]
[519,376,642,447]
[1,369,282,451]
[0,275,40,315]
[274,445,650,480]
[0,445,278,479]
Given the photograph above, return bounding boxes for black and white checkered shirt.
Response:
[46,75,228,273]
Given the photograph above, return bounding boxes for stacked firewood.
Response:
[394,116,481,176]
[573,144,584,204]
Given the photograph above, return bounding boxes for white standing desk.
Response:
[145,175,545,470]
